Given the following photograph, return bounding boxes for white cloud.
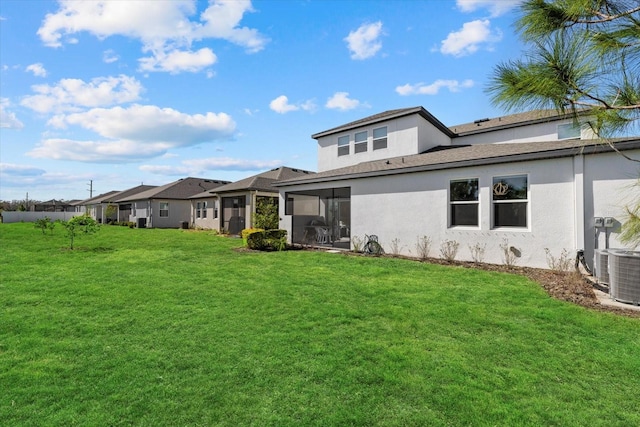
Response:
[438,19,501,57]
[37,0,268,74]
[396,79,474,96]
[139,47,217,73]
[456,0,521,17]
[28,104,236,163]
[344,21,383,60]
[140,157,282,176]
[21,75,143,114]
[0,98,24,129]
[0,163,46,177]
[103,49,119,63]
[26,63,47,77]
[269,95,316,114]
[325,92,365,111]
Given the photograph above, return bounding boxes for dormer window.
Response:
[338,135,350,156]
[355,131,368,153]
[373,126,387,150]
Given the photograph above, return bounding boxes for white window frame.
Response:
[214,200,219,219]
[491,174,528,229]
[373,126,387,150]
[338,135,350,156]
[354,131,368,154]
[449,178,479,228]
[159,202,169,218]
[202,201,207,219]
[196,202,202,218]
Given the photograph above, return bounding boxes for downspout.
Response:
[573,153,591,274]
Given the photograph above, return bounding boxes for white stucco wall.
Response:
[316,115,452,172]
[191,198,220,230]
[454,119,595,145]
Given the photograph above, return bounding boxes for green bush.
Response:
[246,229,287,251]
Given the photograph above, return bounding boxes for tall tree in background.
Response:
[488,0,639,137]
[488,0,640,248]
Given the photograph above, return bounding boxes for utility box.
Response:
[594,217,604,228]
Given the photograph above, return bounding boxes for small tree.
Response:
[254,197,279,230]
[34,216,56,235]
[60,215,100,249]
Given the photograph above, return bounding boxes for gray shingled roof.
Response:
[118,177,229,201]
[72,190,121,206]
[104,185,157,203]
[449,109,590,136]
[312,106,454,139]
[273,138,640,186]
[211,166,315,194]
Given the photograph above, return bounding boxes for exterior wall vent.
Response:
[594,249,610,285]
[608,250,640,305]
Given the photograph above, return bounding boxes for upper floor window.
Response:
[338,135,350,157]
[354,131,368,153]
[558,123,580,140]
[492,175,527,228]
[373,126,387,150]
[159,202,169,218]
[450,179,479,227]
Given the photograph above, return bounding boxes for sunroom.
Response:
[285,187,351,249]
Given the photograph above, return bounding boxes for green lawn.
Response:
[1,222,639,426]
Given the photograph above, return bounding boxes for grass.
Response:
[1,222,639,426]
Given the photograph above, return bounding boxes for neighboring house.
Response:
[118,177,229,228]
[192,166,314,234]
[275,106,640,269]
[72,191,121,221]
[31,199,76,212]
[103,184,157,223]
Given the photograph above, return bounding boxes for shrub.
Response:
[59,215,100,250]
[500,238,520,268]
[254,198,279,230]
[415,235,432,261]
[351,235,364,253]
[468,242,486,264]
[242,228,264,246]
[544,248,573,273]
[440,239,460,262]
[388,238,403,256]
[247,229,287,251]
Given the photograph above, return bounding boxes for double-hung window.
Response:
[202,201,207,218]
[373,126,387,150]
[338,135,350,156]
[354,131,368,153]
[196,202,202,218]
[492,175,528,228]
[450,179,479,226]
[159,202,169,218]
[214,200,219,219]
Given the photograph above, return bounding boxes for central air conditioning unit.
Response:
[594,249,610,285]
[608,250,640,305]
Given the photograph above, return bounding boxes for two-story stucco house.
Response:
[274,107,640,270]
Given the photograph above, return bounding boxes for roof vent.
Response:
[474,118,490,126]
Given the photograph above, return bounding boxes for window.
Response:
[373,126,387,150]
[354,131,367,153]
[196,202,202,218]
[558,123,581,140]
[492,175,527,228]
[202,201,207,218]
[338,135,350,156]
[159,202,169,217]
[214,200,219,219]
[285,195,294,215]
[450,179,479,226]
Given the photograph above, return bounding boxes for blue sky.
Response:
[0,0,525,202]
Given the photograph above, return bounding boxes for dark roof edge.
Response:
[312,107,455,139]
[274,140,640,187]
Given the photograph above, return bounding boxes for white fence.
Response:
[1,211,82,223]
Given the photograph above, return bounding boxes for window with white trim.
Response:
[492,175,527,228]
[450,179,479,227]
[373,126,387,150]
[354,131,368,153]
[338,135,350,156]
[196,202,202,218]
[558,123,581,140]
[214,200,219,219]
[159,202,169,218]
[202,201,207,218]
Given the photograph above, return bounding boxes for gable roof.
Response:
[207,166,315,195]
[72,190,121,206]
[103,185,157,203]
[274,138,640,186]
[312,106,454,139]
[118,177,230,201]
[450,109,590,136]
